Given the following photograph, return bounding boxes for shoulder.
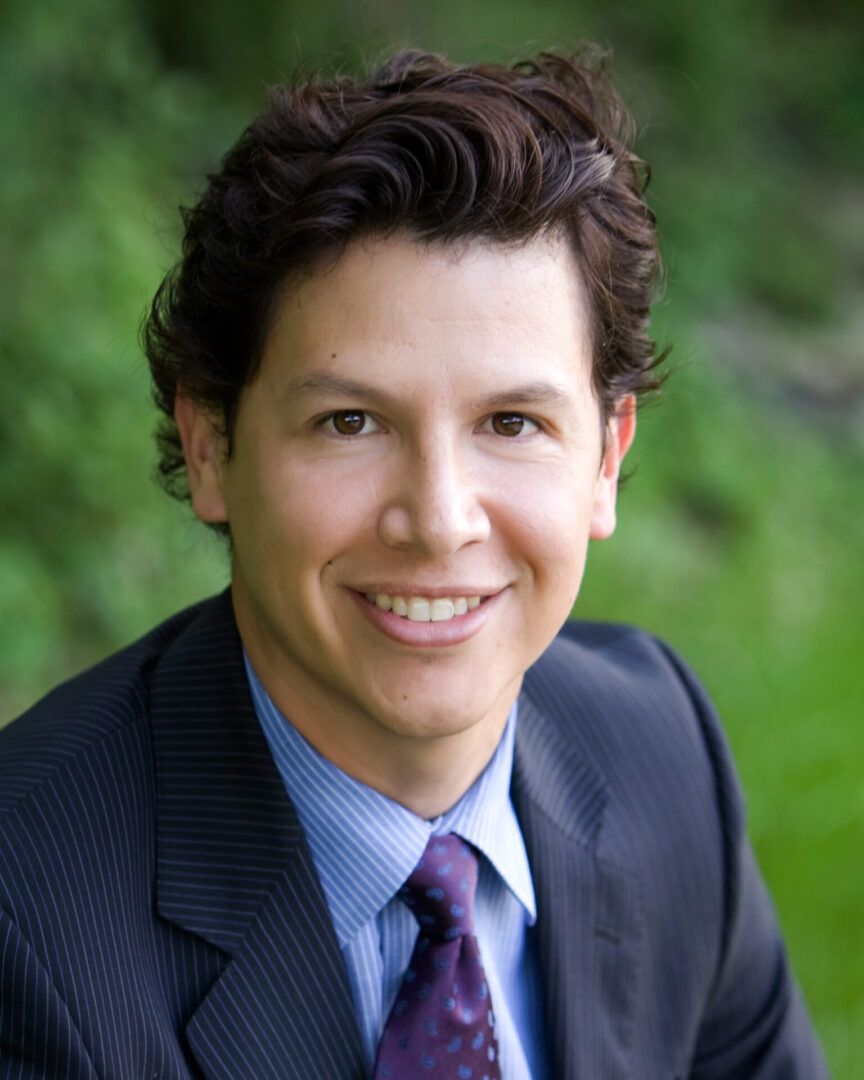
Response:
[528,617,704,710]
[521,618,742,907]
[0,594,223,815]
[524,618,729,783]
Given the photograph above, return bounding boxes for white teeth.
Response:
[406,597,431,622]
[430,599,455,622]
[365,592,486,622]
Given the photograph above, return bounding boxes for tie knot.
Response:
[399,835,478,940]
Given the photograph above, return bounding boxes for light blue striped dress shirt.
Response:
[245,656,548,1079]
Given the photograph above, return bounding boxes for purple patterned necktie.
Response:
[373,834,502,1080]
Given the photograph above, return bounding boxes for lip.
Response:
[346,587,504,647]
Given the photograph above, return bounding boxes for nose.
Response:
[377,441,491,557]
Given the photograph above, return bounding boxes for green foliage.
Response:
[0,0,232,703]
[0,0,861,1072]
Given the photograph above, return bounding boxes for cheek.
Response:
[258,460,376,561]
[506,473,595,590]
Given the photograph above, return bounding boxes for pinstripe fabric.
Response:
[516,621,828,1079]
[247,659,547,1078]
[0,591,827,1079]
[0,609,224,1079]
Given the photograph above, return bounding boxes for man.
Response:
[0,51,827,1078]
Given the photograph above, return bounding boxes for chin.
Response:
[369,679,513,745]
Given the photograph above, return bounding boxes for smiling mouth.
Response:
[363,593,485,623]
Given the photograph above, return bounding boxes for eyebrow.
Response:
[283,371,576,412]
[283,372,393,406]
[476,381,575,411]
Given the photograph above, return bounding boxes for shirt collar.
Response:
[244,654,536,948]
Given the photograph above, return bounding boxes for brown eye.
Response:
[491,413,526,437]
[331,411,367,435]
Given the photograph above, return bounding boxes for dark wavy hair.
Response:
[145,48,666,506]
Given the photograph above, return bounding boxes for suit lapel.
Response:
[149,591,365,1079]
[514,677,643,1080]
[184,856,366,1080]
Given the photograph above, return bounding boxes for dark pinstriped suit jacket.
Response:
[0,591,827,1079]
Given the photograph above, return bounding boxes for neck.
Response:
[268,679,513,819]
[328,718,511,819]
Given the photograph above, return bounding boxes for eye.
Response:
[320,410,381,437]
[487,412,540,437]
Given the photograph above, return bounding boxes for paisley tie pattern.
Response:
[373,834,502,1080]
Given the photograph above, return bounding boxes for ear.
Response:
[589,395,636,541]
[174,393,229,524]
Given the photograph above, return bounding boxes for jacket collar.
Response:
[515,652,643,1080]
[149,590,366,1079]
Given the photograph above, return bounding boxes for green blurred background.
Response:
[1,0,862,1072]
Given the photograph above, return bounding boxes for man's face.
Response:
[179,234,633,791]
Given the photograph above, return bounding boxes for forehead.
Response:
[260,233,595,398]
